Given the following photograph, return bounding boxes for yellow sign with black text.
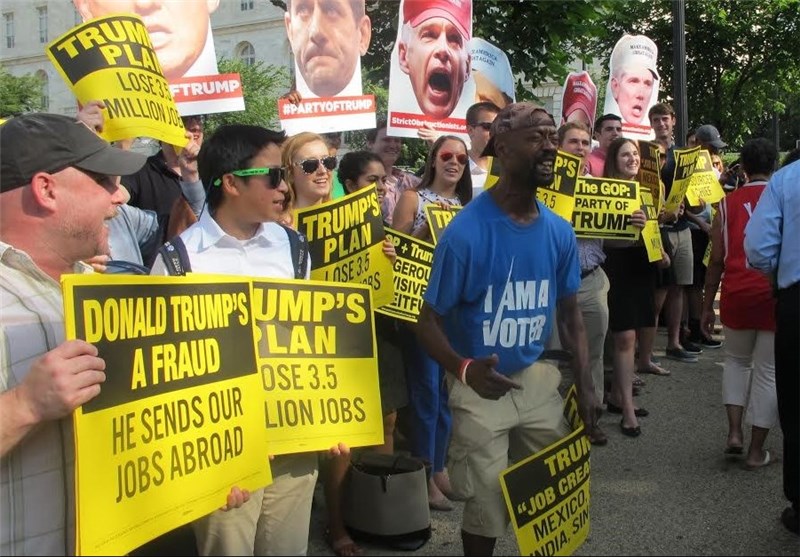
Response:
[686,150,726,206]
[295,185,394,308]
[536,150,582,222]
[572,177,641,240]
[46,15,188,146]
[638,140,663,213]
[665,146,700,212]
[425,204,462,245]
[377,228,434,323]
[62,274,270,556]
[640,190,663,262]
[252,279,383,455]
[501,386,590,556]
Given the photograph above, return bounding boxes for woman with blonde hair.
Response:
[282,131,336,222]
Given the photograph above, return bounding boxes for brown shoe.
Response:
[588,425,608,446]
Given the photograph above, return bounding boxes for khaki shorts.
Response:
[446,361,570,538]
[667,228,694,286]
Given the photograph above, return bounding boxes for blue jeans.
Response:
[407,341,451,473]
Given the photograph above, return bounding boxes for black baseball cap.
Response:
[694,124,727,150]
[0,113,147,193]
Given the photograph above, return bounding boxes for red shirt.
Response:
[719,181,776,330]
[586,148,607,177]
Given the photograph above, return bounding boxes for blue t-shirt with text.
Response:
[423,192,580,375]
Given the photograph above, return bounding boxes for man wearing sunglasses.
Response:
[416,102,596,556]
[150,125,348,556]
[465,101,500,195]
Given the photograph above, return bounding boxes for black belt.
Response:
[580,266,598,279]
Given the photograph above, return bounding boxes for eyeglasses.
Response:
[213,167,285,189]
[470,122,493,131]
[294,156,337,174]
[439,151,468,165]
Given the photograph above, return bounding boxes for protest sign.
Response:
[703,205,716,267]
[295,185,394,308]
[280,0,376,134]
[387,0,475,139]
[572,177,641,240]
[537,150,582,222]
[560,71,597,129]
[686,150,726,206]
[71,2,243,117]
[640,189,664,262]
[602,34,660,140]
[377,228,434,323]
[638,140,662,210]
[665,146,701,212]
[500,386,591,556]
[252,279,383,454]
[47,14,188,146]
[62,274,270,556]
[471,38,515,108]
[425,204,463,245]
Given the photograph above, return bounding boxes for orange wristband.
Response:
[458,358,474,384]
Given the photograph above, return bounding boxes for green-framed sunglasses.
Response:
[213,167,285,189]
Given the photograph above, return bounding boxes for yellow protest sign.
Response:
[640,190,663,262]
[377,228,434,323]
[703,205,716,267]
[425,204,462,245]
[686,150,726,206]
[638,140,663,211]
[501,386,590,556]
[665,146,701,212]
[572,177,641,240]
[252,279,383,455]
[295,185,394,308]
[46,15,188,147]
[537,150,581,222]
[485,156,501,189]
[62,274,270,556]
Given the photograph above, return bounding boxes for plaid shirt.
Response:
[1,242,91,555]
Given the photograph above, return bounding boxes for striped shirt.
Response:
[1,242,92,555]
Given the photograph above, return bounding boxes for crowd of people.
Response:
[1,92,798,557]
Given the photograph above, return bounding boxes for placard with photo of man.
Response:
[602,33,660,140]
[73,0,244,116]
[387,0,475,139]
[279,0,377,135]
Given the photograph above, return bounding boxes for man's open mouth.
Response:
[427,70,452,105]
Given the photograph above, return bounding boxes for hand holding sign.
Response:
[77,100,107,133]
[464,354,522,400]
[178,130,202,182]
[17,339,106,424]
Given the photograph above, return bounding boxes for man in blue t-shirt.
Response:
[417,102,597,556]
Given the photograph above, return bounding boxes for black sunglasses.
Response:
[294,156,337,174]
[213,167,285,189]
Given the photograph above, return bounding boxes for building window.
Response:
[3,13,13,48]
[236,42,256,66]
[36,71,49,111]
[37,6,47,43]
[241,0,254,10]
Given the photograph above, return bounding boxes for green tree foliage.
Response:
[0,66,45,117]
[202,59,290,135]
[588,0,800,149]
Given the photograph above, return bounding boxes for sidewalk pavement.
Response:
[308,330,798,556]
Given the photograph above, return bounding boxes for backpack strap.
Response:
[157,236,192,276]
[278,224,308,279]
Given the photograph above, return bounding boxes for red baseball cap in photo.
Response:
[403,0,472,41]
[561,71,597,127]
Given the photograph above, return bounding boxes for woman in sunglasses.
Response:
[282,132,338,224]
[392,135,473,243]
[391,135,472,512]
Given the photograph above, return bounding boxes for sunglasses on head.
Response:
[213,167,285,189]
[294,156,337,174]
[439,151,468,165]
[471,122,493,131]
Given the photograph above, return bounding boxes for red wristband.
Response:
[458,358,474,384]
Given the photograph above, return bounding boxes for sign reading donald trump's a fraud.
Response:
[62,274,271,556]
